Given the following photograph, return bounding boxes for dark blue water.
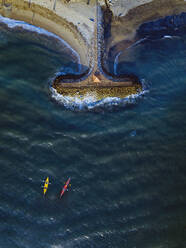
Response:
[0,19,186,248]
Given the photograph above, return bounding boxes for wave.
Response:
[113,38,148,75]
[50,80,149,112]
[113,34,183,75]
[163,35,173,39]
[114,51,122,75]
[161,35,181,40]
[127,38,147,49]
[0,15,81,69]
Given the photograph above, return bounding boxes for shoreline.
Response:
[1,0,185,71]
[106,0,186,55]
[0,0,185,103]
[0,0,93,70]
[0,15,81,64]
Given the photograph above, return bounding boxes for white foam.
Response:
[162,35,181,40]
[114,51,122,75]
[0,15,81,69]
[113,38,148,75]
[163,35,173,39]
[50,83,148,112]
[127,38,147,49]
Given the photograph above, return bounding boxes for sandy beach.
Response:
[105,0,186,51]
[0,0,97,69]
[1,0,185,73]
[0,0,186,100]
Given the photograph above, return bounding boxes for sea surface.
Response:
[0,17,186,248]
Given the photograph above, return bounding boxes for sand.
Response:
[105,0,186,50]
[23,0,96,41]
[99,0,153,16]
[0,0,186,100]
[1,0,185,67]
[0,0,97,69]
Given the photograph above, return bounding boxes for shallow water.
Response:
[0,18,186,248]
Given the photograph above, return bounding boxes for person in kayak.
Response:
[60,178,71,198]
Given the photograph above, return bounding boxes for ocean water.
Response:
[0,17,186,248]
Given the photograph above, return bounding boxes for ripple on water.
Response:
[0,12,185,248]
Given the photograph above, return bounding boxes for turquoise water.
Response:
[0,18,186,248]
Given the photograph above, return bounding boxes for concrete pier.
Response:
[52,2,142,99]
[0,0,185,101]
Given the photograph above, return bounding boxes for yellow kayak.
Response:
[43,177,49,195]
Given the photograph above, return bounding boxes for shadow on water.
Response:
[137,12,186,39]
[106,12,186,76]
[53,65,90,84]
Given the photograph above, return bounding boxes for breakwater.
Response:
[52,3,143,101]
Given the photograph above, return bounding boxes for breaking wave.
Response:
[50,80,148,112]
[0,15,81,67]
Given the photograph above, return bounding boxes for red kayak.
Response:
[60,178,71,198]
